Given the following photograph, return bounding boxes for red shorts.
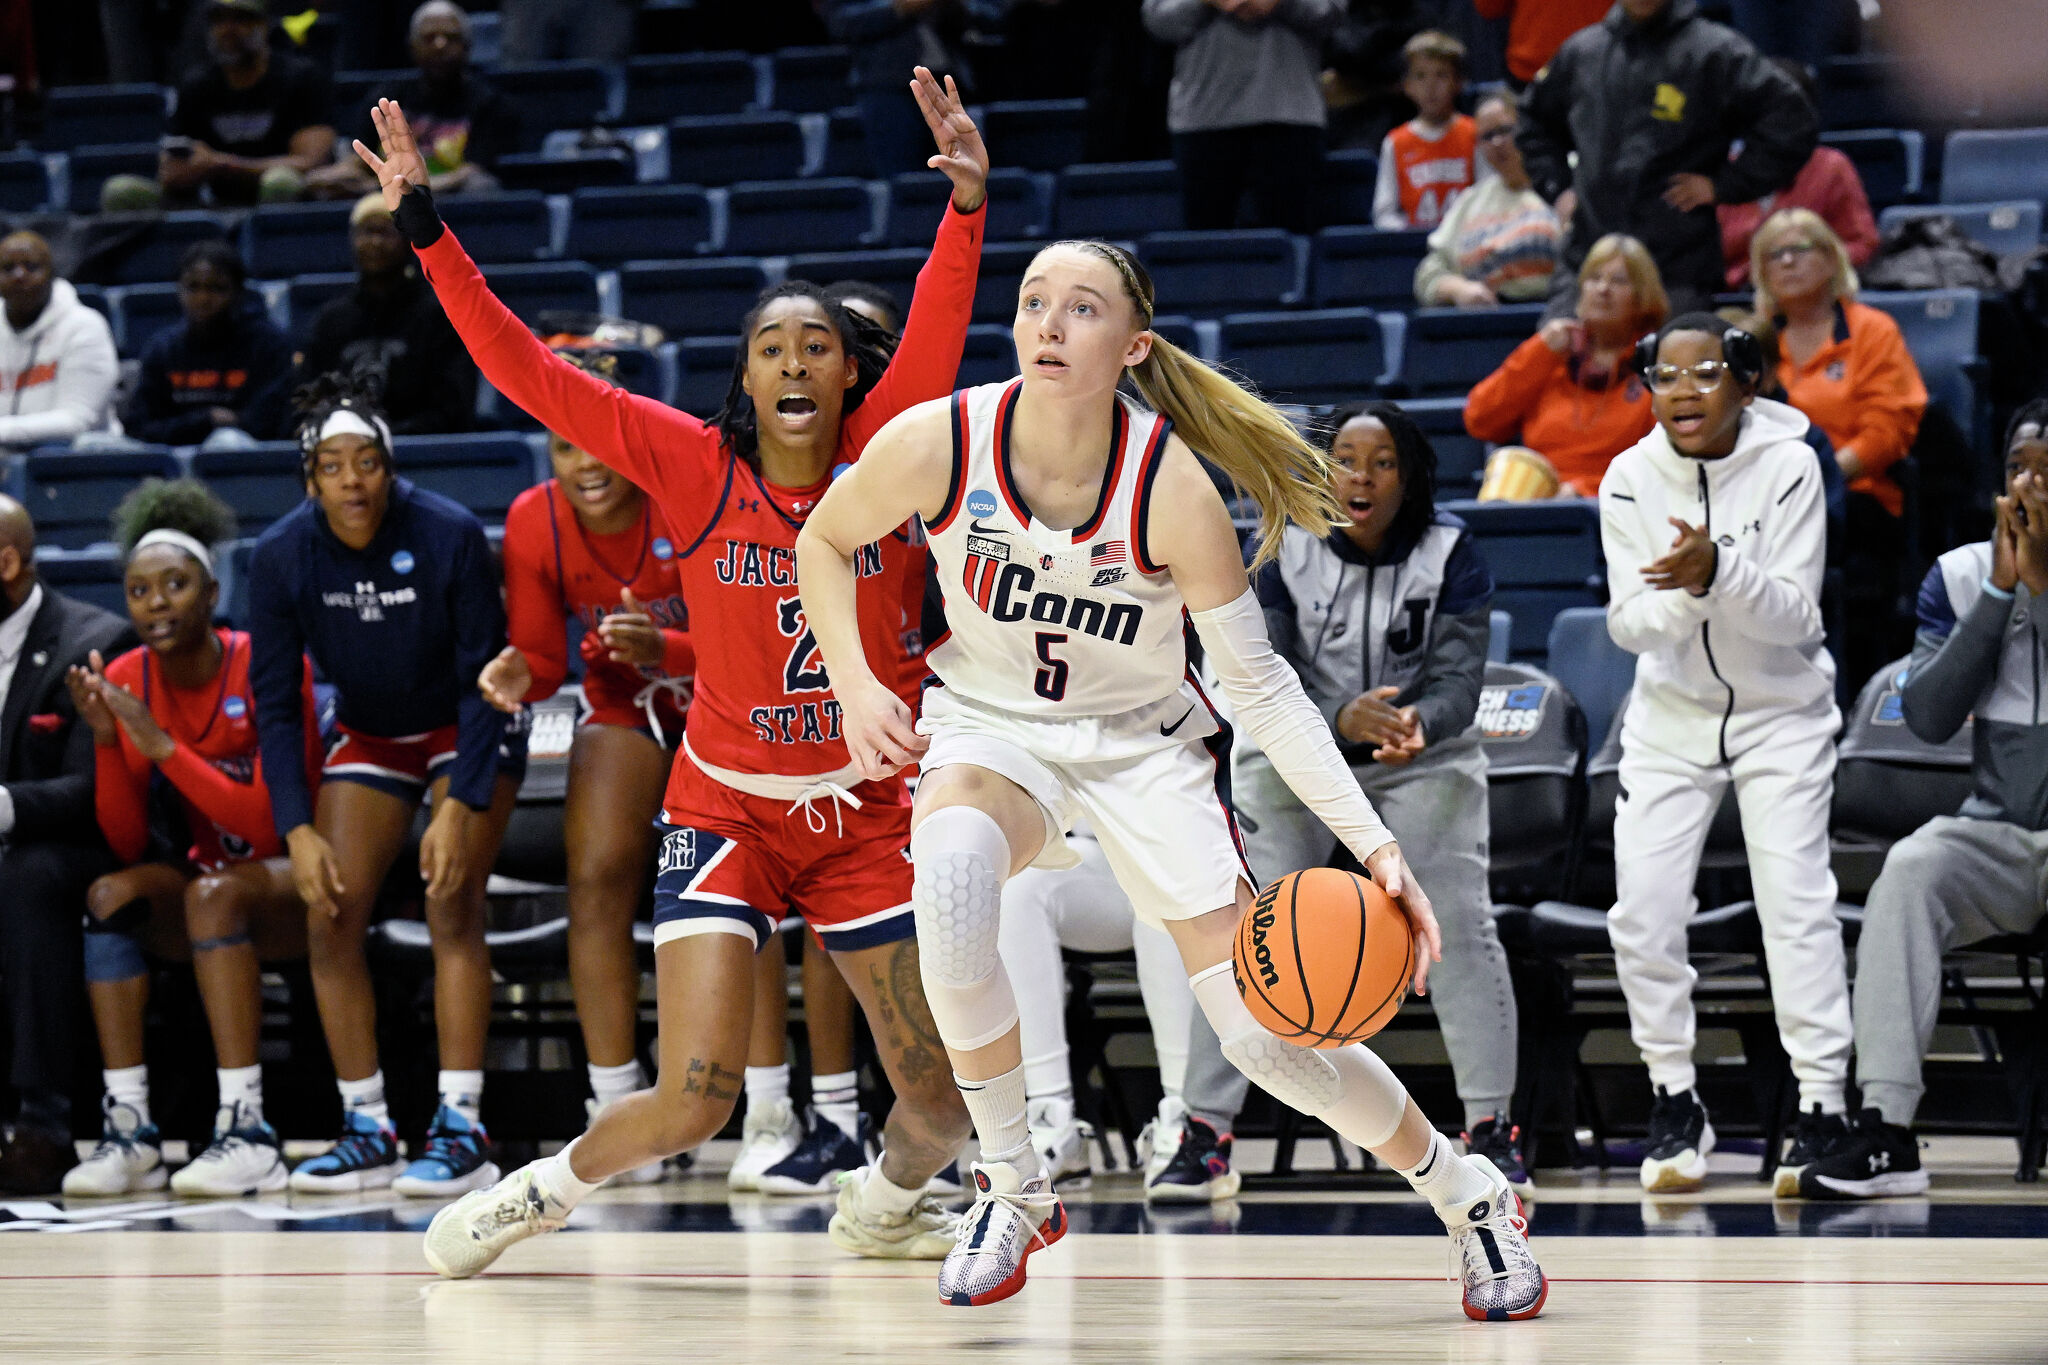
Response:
[650,755,913,953]
[323,723,528,801]
[581,678,690,749]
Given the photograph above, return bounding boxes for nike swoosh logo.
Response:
[969,519,1005,535]
[1159,706,1195,736]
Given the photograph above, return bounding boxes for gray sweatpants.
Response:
[1852,815,2048,1128]
[1231,739,1516,1129]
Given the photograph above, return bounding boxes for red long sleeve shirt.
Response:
[1719,146,1880,288]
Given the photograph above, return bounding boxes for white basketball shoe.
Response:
[936,1159,1067,1307]
[423,1163,569,1280]
[728,1096,802,1191]
[827,1166,962,1259]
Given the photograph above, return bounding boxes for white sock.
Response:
[588,1060,644,1111]
[338,1071,392,1130]
[217,1065,263,1120]
[1400,1129,1496,1216]
[860,1164,925,1216]
[812,1070,859,1139]
[537,1138,604,1210]
[439,1070,485,1125]
[746,1063,790,1107]
[1022,1049,1072,1105]
[105,1065,150,1127]
[957,1064,1039,1174]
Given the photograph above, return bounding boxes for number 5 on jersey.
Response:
[1033,631,1068,702]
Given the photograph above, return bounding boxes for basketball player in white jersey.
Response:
[796,240,1547,1320]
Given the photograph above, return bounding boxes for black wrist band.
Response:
[393,184,445,250]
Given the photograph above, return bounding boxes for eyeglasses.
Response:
[1645,360,1729,395]
[1766,242,1820,266]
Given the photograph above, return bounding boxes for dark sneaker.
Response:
[758,1110,867,1195]
[1463,1115,1534,1189]
[1798,1109,1928,1200]
[394,1105,501,1197]
[1639,1086,1714,1193]
[1772,1104,1850,1198]
[289,1109,402,1193]
[1146,1116,1241,1204]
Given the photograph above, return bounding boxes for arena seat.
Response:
[1147,313,1201,358]
[886,168,1045,247]
[618,257,771,338]
[1310,227,1432,310]
[674,336,739,418]
[1543,606,1634,761]
[565,185,713,264]
[1314,148,1379,229]
[110,283,184,359]
[1861,288,1984,448]
[767,46,851,114]
[1054,161,1184,240]
[983,100,1091,172]
[1817,54,1911,131]
[1394,304,1544,398]
[1399,395,1487,494]
[246,201,359,278]
[67,142,160,213]
[0,150,46,213]
[103,211,231,287]
[1827,655,1974,895]
[785,246,926,314]
[392,433,537,522]
[1476,659,1587,875]
[494,149,636,194]
[482,261,601,324]
[1940,127,2048,206]
[491,690,583,887]
[1444,499,1606,661]
[1879,200,2043,259]
[42,84,166,151]
[437,191,554,263]
[666,112,806,186]
[1138,230,1300,316]
[1218,308,1390,406]
[32,545,127,614]
[1821,129,1923,211]
[190,443,311,542]
[490,61,612,150]
[725,178,875,256]
[623,51,757,125]
[973,240,1064,323]
[72,284,110,324]
[11,448,181,550]
[821,107,871,179]
[482,344,670,430]
[1487,609,1511,664]
[330,69,409,133]
[958,324,1019,388]
[283,273,358,338]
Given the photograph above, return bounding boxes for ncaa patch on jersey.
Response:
[652,537,674,560]
[966,534,1009,562]
[966,490,999,518]
[223,696,248,720]
[1477,682,1548,739]
[390,550,415,575]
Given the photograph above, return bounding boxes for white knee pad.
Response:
[912,806,1018,1051]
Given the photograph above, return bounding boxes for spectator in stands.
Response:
[123,241,294,447]
[1413,89,1560,308]
[823,1,984,178]
[1471,0,1609,89]
[1517,0,1816,316]
[1373,30,1477,231]
[1600,314,1852,1200]
[1751,207,1925,689]
[1143,0,1341,233]
[823,280,903,336]
[1718,59,1877,290]
[0,232,122,454]
[1801,404,2048,1201]
[100,0,336,212]
[308,1,517,201]
[501,0,635,62]
[0,495,138,1195]
[295,195,475,435]
[1464,233,1666,496]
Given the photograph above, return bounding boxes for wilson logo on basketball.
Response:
[1246,886,1282,989]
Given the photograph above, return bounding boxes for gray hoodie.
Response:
[0,278,121,451]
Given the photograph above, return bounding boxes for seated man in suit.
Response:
[0,494,138,1194]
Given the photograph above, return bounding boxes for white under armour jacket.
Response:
[0,278,120,452]
[1598,396,1839,766]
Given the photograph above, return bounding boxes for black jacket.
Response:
[297,273,475,435]
[123,297,295,443]
[0,587,136,844]
[1518,0,1816,297]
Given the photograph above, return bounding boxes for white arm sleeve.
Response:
[1190,588,1395,866]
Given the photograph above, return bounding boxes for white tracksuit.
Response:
[1598,397,1850,1112]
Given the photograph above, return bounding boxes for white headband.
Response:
[132,529,214,577]
[317,408,392,450]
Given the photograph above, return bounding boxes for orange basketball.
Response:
[1232,868,1414,1048]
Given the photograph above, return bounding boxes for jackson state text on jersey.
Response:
[710,536,885,746]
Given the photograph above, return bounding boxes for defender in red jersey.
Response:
[61,482,316,1200]
[351,78,985,1275]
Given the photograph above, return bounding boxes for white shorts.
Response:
[919,681,1257,928]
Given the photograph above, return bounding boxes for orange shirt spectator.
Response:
[1471,0,1611,86]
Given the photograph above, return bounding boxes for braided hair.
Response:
[712,281,897,471]
[292,368,394,480]
[1325,401,1439,553]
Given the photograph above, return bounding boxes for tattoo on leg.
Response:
[866,940,946,1090]
[886,940,945,1053]
[679,1058,742,1103]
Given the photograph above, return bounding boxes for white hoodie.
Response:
[1598,396,1839,767]
[0,278,120,451]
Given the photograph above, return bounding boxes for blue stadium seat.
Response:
[1817,55,1909,131]
[330,69,409,133]
[481,262,601,323]
[674,336,739,418]
[42,84,165,151]
[1148,313,1201,357]
[438,191,553,263]
[565,186,712,264]
[822,107,871,179]
[725,178,874,256]
[1543,605,1634,758]
[786,247,926,315]
[1821,129,1922,211]
[33,545,127,615]
[67,142,159,213]
[1940,127,2048,207]
[246,201,358,278]
[1316,148,1379,229]
[490,62,611,149]
[1862,288,1984,448]
[494,149,636,194]
[1311,227,1431,309]
[103,211,232,288]
[623,52,756,124]
[1395,305,1544,398]
[1880,200,2043,258]
[393,432,537,522]
[769,47,852,114]
[1054,161,1183,239]
[1138,230,1299,316]
[73,284,111,325]
[973,241,1054,323]
[958,324,1018,388]
[982,100,1089,172]
[1487,609,1511,664]
[0,150,45,213]
[1219,308,1389,406]
[284,273,358,339]
[1443,499,1605,659]
[667,113,805,186]
[189,443,307,540]
[15,448,181,549]
[618,258,770,338]
[1399,395,1487,495]
[111,283,184,359]
[886,168,1044,247]
[214,536,258,628]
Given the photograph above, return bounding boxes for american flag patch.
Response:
[1090,540,1126,566]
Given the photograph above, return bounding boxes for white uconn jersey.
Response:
[926,380,1189,717]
